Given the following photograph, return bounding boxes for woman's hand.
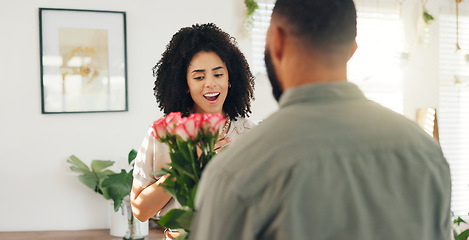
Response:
[214,133,232,154]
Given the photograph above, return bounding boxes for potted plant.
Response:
[66,149,147,239]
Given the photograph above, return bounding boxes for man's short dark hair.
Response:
[273,0,357,50]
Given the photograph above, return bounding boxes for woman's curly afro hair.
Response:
[152,23,255,119]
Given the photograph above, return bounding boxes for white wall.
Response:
[400,0,441,119]
[0,0,466,232]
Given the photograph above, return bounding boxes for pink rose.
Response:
[164,112,182,134]
[151,112,226,142]
[185,114,202,139]
[151,118,167,140]
[172,114,203,140]
[213,117,227,134]
[188,113,203,126]
[174,118,190,141]
[202,113,227,135]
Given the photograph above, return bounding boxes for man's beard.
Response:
[264,49,283,102]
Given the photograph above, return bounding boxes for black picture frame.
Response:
[39,8,128,114]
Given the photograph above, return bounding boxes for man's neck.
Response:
[280,57,348,90]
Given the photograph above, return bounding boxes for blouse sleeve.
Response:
[133,127,171,188]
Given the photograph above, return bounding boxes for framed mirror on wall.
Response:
[39,8,128,114]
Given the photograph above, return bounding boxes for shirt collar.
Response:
[278,81,367,108]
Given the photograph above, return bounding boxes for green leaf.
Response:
[158,209,185,229]
[169,151,189,167]
[101,169,133,212]
[457,229,469,240]
[101,187,111,200]
[423,10,434,24]
[187,185,198,209]
[245,0,259,17]
[69,166,89,174]
[91,160,114,173]
[128,149,137,165]
[97,170,116,199]
[77,172,99,192]
[96,171,112,180]
[152,168,171,176]
[455,217,467,225]
[176,209,194,230]
[169,162,196,181]
[161,183,179,200]
[101,170,115,175]
[67,155,90,172]
[157,208,194,230]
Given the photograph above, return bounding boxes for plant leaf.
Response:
[91,160,114,173]
[101,170,115,175]
[162,183,179,200]
[101,169,133,212]
[77,172,99,192]
[455,217,467,225]
[244,0,259,17]
[157,208,194,230]
[423,11,434,24]
[99,171,121,200]
[101,187,111,200]
[169,162,196,181]
[128,149,137,165]
[67,155,90,172]
[69,166,89,174]
[457,229,469,240]
[188,185,198,209]
[176,208,194,230]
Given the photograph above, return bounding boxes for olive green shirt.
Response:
[191,82,451,240]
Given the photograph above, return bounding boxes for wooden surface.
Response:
[0,228,165,240]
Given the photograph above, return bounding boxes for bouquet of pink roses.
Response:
[151,112,227,238]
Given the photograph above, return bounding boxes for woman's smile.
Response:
[203,92,220,102]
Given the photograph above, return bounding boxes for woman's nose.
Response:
[205,76,217,88]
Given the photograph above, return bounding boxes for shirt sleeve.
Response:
[133,127,171,188]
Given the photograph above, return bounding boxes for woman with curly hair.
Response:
[130,23,256,227]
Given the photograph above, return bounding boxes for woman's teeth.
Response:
[204,93,220,97]
[204,92,220,101]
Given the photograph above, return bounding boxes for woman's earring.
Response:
[228,83,231,88]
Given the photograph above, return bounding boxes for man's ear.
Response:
[269,25,286,65]
[348,40,358,60]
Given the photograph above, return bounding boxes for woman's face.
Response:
[187,51,229,115]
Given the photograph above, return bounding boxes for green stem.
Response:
[188,142,199,182]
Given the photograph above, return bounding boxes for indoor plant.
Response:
[67,149,146,239]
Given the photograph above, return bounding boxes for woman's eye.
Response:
[194,75,204,80]
[215,74,224,78]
